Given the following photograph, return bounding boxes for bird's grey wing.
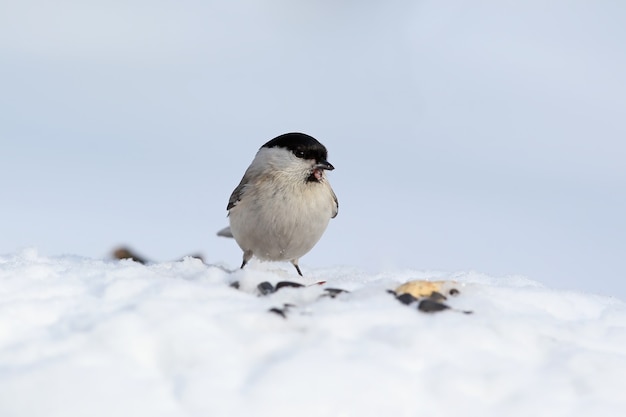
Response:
[217,176,249,237]
[331,188,338,219]
[226,175,249,211]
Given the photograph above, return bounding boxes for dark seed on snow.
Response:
[230,281,240,289]
[396,293,418,305]
[429,291,447,302]
[268,308,287,318]
[418,299,450,313]
[275,281,305,290]
[324,288,349,298]
[257,281,275,295]
[449,288,460,296]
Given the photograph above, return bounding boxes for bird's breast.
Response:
[228,181,335,261]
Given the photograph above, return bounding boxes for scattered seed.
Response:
[268,304,296,319]
[323,288,349,298]
[418,299,450,313]
[257,281,275,295]
[429,291,447,302]
[396,293,418,305]
[275,281,305,291]
[449,288,460,296]
[268,307,287,318]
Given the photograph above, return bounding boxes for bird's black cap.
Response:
[262,132,329,163]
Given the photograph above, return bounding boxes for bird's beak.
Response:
[316,160,335,171]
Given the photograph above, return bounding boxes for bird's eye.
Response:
[295,150,306,158]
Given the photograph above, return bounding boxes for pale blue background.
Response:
[2,1,625,298]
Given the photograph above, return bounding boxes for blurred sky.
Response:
[2,1,625,298]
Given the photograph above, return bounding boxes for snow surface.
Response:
[1,249,625,417]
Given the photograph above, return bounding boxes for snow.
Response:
[1,249,625,416]
[2,2,626,413]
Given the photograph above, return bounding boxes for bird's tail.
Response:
[217,227,234,238]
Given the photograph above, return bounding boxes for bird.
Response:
[217,132,338,276]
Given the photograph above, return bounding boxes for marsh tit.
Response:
[217,132,338,276]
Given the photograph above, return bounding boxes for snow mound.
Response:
[1,249,625,417]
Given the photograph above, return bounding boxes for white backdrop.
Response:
[2,0,625,298]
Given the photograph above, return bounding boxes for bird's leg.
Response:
[291,259,303,276]
[241,250,253,269]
